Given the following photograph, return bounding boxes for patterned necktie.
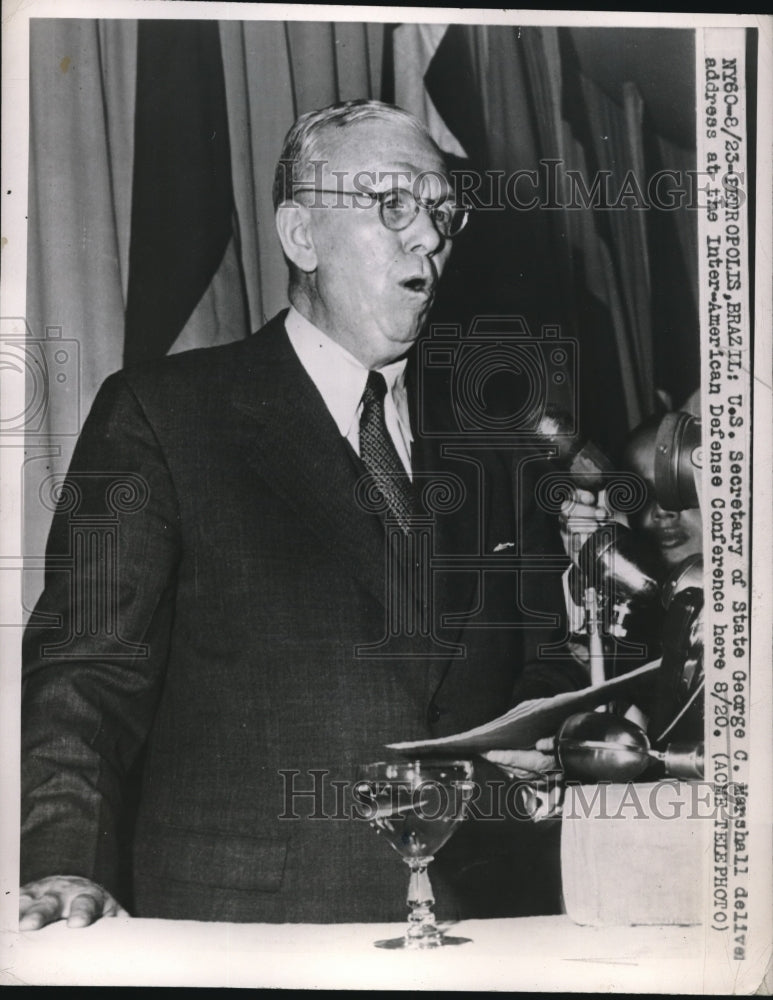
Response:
[359,370,416,532]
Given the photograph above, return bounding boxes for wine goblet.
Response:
[355,758,475,949]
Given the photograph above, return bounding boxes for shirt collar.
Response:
[284,306,412,442]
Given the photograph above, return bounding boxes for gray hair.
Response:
[272,99,443,209]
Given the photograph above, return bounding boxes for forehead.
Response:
[314,118,449,187]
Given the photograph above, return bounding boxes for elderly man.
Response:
[20,100,564,929]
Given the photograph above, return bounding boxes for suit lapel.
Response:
[231,317,488,666]
[232,316,389,608]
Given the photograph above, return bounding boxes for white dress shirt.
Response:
[284,307,413,477]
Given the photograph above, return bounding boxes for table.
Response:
[1,915,745,992]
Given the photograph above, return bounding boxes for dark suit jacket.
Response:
[21,312,569,922]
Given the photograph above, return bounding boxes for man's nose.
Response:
[652,502,678,521]
[403,204,445,256]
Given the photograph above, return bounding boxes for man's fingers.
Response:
[574,489,597,506]
[561,503,604,520]
[559,487,612,526]
[103,897,130,919]
[19,892,64,930]
[18,876,127,930]
[18,890,35,913]
[19,910,47,931]
[66,892,100,927]
[482,748,558,777]
[559,488,596,512]
[560,504,602,525]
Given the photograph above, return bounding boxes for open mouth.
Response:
[400,276,432,295]
[655,529,688,548]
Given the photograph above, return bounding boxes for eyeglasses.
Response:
[291,186,469,238]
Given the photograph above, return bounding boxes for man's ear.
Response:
[275,203,317,273]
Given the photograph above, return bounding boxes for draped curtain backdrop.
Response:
[24,18,697,608]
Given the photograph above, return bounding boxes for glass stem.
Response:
[405,856,440,942]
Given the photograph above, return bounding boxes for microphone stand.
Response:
[584,585,608,711]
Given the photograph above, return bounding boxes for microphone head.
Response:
[654,411,702,511]
[577,522,663,603]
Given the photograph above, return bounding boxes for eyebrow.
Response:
[366,163,451,180]
[372,169,453,197]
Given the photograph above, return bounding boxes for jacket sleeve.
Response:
[21,371,181,900]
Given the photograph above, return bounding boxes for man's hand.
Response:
[559,487,611,563]
[19,875,128,930]
[482,738,558,780]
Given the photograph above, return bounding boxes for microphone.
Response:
[654,411,702,510]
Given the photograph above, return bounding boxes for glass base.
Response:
[374,934,472,950]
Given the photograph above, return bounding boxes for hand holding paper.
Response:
[387,660,660,755]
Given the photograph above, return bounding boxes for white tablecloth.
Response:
[1,914,743,992]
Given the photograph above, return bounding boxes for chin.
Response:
[661,544,702,570]
[386,323,424,350]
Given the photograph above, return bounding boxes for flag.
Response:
[385,24,486,166]
[124,21,244,366]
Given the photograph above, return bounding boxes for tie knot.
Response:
[363,370,388,406]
